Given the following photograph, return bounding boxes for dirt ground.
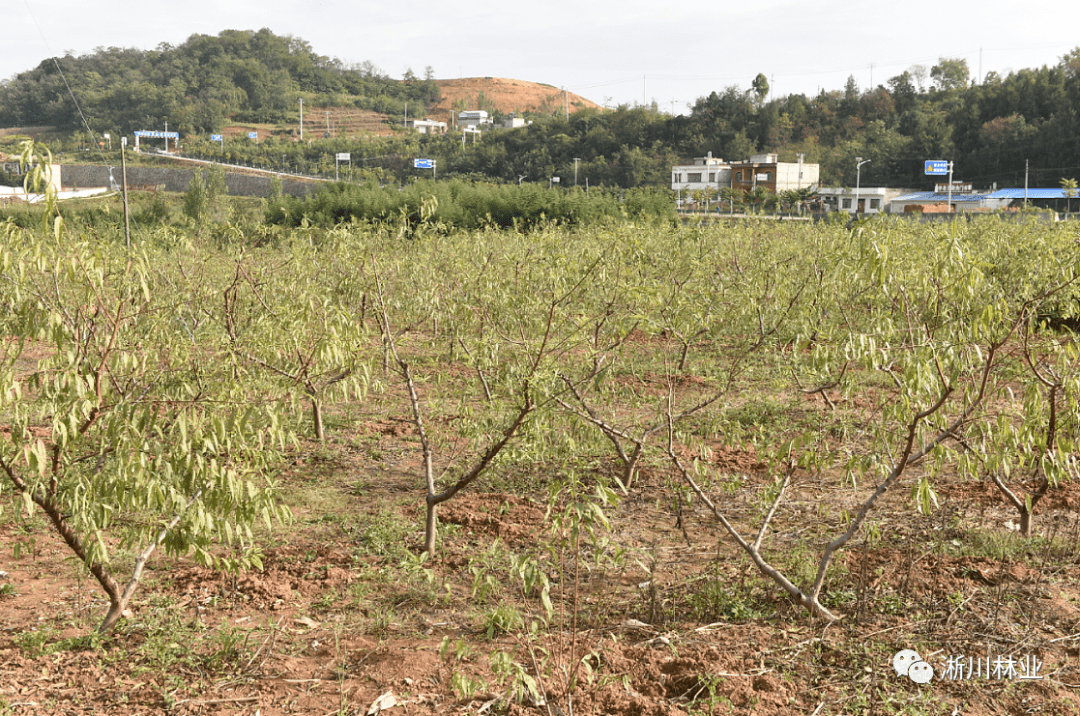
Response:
[4,352,1080,716]
[432,78,601,122]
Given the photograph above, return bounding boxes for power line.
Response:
[20,0,144,236]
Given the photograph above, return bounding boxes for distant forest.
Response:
[3,29,1080,189]
[0,28,439,133]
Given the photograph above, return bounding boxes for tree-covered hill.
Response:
[0,28,439,135]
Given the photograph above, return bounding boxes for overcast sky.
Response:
[7,0,1080,115]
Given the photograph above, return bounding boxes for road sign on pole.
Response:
[924,160,949,175]
[414,158,436,180]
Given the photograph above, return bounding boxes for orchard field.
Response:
[3,213,1080,716]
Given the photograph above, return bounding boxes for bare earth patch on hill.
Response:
[432,77,601,122]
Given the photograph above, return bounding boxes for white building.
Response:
[816,187,903,214]
[406,119,447,134]
[458,110,492,128]
[673,152,819,196]
[671,152,731,192]
[501,113,528,129]
[730,154,818,194]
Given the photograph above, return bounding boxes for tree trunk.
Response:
[312,397,324,442]
[98,596,130,633]
[622,442,644,491]
[1019,507,1033,538]
[424,499,438,556]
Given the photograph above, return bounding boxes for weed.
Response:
[13,628,103,658]
[397,551,451,606]
[449,671,487,701]
[13,627,58,658]
[441,636,476,663]
[349,508,412,559]
[876,592,908,615]
[370,608,396,639]
[684,674,730,714]
[956,529,1045,562]
[686,571,768,622]
[11,536,36,561]
[346,580,370,608]
[725,398,787,431]
[490,649,542,705]
[482,605,524,639]
[202,625,247,671]
[313,589,340,611]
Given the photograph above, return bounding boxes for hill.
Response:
[430,77,601,122]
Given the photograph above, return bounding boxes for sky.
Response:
[6,0,1080,115]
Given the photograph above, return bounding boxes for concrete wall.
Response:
[775,162,819,192]
[60,165,322,198]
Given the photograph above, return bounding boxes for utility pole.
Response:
[299,98,304,140]
[573,158,581,186]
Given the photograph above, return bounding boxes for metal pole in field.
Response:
[299,98,304,140]
[1025,159,1029,207]
[855,157,871,214]
[948,161,954,212]
[120,137,130,251]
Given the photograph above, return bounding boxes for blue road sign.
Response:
[925,160,949,175]
[247,132,258,139]
[211,134,222,141]
[414,158,435,169]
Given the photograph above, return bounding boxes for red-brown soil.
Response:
[431,77,601,123]
[4,340,1080,716]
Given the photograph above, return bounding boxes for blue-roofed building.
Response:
[891,192,994,213]
[986,188,1078,214]
[888,187,1080,214]
[989,188,1069,200]
[890,190,1012,214]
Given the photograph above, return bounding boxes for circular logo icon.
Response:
[892,649,921,677]
[908,660,934,684]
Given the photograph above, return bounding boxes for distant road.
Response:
[133,148,329,185]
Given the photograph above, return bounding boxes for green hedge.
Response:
[265,179,676,230]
